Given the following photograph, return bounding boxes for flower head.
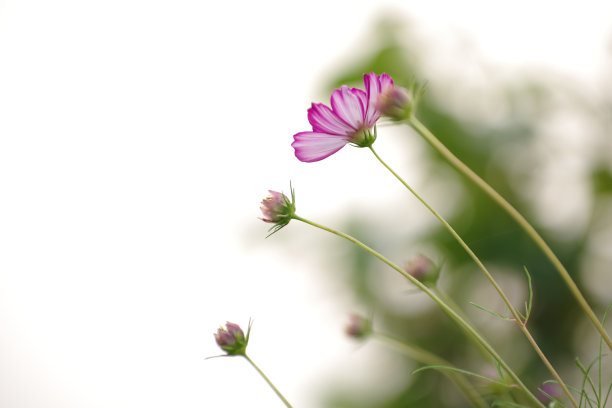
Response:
[537,382,562,405]
[405,254,440,285]
[292,74,396,162]
[344,314,372,339]
[260,186,296,236]
[214,321,250,356]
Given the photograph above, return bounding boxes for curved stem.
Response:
[408,116,612,354]
[431,288,520,405]
[292,214,545,408]
[368,146,577,407]
[244,354,292,408]
[373,332,489,408]
[432,287,493,361]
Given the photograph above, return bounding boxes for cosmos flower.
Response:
[292,73,395,162]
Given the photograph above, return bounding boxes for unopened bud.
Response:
[344,314,372,339]
[260,186,296,236]
[214,321,249,356]
[376,86,413,121]
[405,254,439,285]
[537,382,562,405]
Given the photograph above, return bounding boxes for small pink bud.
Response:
[405,254,439,285]
[260,186,296,236]
[214,321,249,356]
[537,382,562,404]
[260,191,288,223]
[376,86,413,121]
[344,314,372,339]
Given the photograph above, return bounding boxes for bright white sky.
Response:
[1,1,611,407]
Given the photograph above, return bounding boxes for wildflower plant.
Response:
[214,71,612,407]
[210,321,292,407]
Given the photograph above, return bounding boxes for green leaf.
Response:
[602,382,612,408]
[543,380,597,407]
[412,364,512,387]
[575,357,601,407]
[469,301,509,320]
[536,386,561,407]
[598,302,612,407]
[522,266,533,324]
[491,401,530,407]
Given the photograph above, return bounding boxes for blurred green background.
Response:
[301,15,612,408]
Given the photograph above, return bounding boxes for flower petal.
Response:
[330,86,367,130]
[308,103,353,136]
[292,131,349,162]
[363,72,395,126]
[363,72,380,123]
[379,73,394,90]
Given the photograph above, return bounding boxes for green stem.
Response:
[408,116,612,354]
[432,288,493,361]
[292,214,545,408]
[244,354,293,408]
[373,332,489,408]
[432,289,526,406]
[368,145,577,408]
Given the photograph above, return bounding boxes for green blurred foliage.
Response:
[315,14,612,408]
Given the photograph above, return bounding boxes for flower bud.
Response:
[260,186,296,236]
[537,382,561,405]
[214,321,249,356]
[344,314,372,339]
[376,86,413,121]
[404,254,439,285]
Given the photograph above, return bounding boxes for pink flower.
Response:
[292,73,395,162]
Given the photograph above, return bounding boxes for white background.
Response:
[1,1,611,407]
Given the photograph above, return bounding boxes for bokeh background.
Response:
[1,0,612,407]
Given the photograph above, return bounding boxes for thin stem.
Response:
[433,287,493,362]
[408,116,612,354]
[434,287,520,408]
[368,145,578,408]
[373,332,489,408]
[243,354,292,408]
[292,214,545,408]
